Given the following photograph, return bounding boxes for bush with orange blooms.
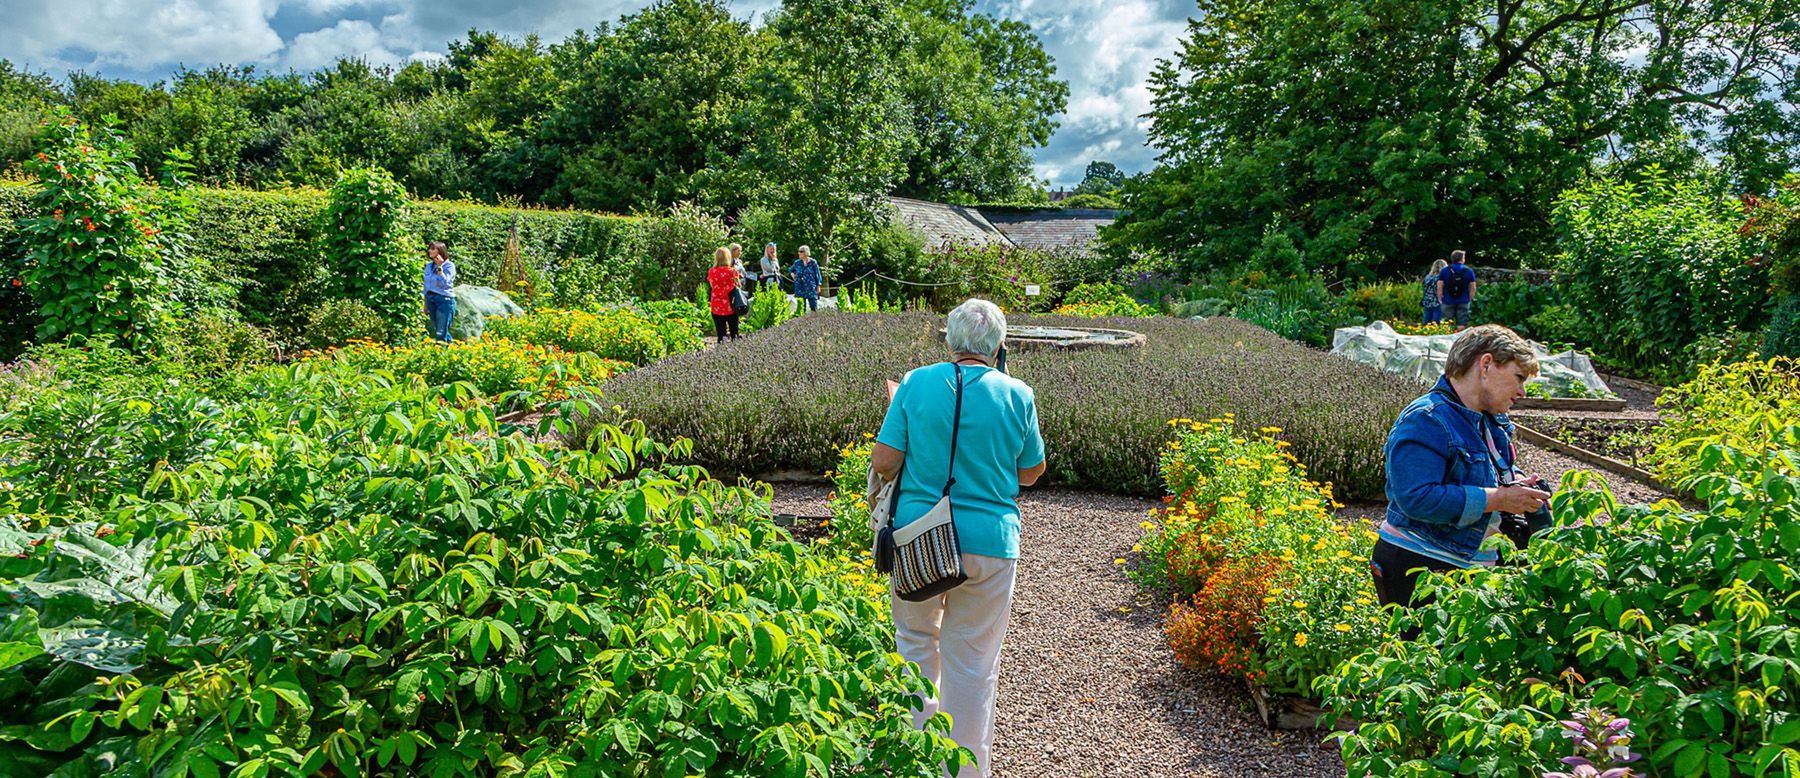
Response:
[1131,416,1383,694]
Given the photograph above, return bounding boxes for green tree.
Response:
[537,0,758,212]
[747,0,917,260]
[0,60,59,169]
[1074,160,1123,195]
[1114,0,1800,277]
[892,0,1068,203]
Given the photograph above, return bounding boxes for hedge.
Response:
[0,182,637,346]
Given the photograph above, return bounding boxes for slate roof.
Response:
[884,196,1116,252]
[983,209,1116,251]
[885,196,1009,250]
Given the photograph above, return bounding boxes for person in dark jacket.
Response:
[790,246,822,312]
[1372,324,1549,609]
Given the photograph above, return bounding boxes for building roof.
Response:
[884,196,1116,252]
[983,209,1116,251]
[884,196,1009,250]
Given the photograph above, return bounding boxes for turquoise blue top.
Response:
[876,362,1045,559]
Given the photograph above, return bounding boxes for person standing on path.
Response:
[1371,325,1548,611]
[759,242,782,289]
[422,241,457,343]
[1436,250,1477,330]
[706,247,742,343]
[869,298,1047,778]
[791,245,822,312]
[728,243,753,295]
[1422,258,1447,325]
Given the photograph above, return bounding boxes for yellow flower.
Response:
[1333,623,1352,633]
[1114,558,1126,565]
[1294,632,1308,647]
[1336,550,1352,559]
[1292,600,1307,609]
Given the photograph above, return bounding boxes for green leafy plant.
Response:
[742,284,799,332]
[17,110,169,352]
[0,360,967,777]
[322,167,418,339]
[483,307,701,366]
[1320,438,1800,777]
[1643,357,1800,487]
[305,297,390,350]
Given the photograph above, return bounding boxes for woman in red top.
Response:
[707,246,741,343]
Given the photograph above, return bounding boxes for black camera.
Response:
[1498,477,1554,551]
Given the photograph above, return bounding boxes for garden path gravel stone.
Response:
[771,483,1344,778]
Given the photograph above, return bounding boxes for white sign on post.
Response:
[1024,284,1041,297]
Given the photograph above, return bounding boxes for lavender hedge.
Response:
[593,312,1419,498]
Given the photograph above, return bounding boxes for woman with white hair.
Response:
[869,299,1047,778]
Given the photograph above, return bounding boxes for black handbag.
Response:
[729,287,749,315]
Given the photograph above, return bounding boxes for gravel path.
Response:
[772,482,1343,777]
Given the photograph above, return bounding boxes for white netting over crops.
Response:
[1331,322,1614,397]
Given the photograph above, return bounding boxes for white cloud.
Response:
[282,19,401,71]
[0,0,286,71]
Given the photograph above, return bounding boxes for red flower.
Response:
[8,279,19,288]
[83,217,95,231]
[95,527,114,539]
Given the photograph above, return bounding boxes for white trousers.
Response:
[892,553,1017,778]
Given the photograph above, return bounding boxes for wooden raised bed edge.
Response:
[1511,422,1675,493]
[1246,680,1355,731]
[1511,396,1628,412]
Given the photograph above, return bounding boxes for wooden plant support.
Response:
[1511,423,1673,493]
[1510,397,1628,412]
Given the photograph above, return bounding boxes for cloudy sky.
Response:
[0,0,1194,187]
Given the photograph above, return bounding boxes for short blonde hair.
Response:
[728,242,742,253]
[712,247,731,268]
[1445,324,1539,379]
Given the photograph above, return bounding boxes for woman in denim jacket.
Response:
[1372,325,1551,607]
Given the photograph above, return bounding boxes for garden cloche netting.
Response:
[1331,321,1614,397]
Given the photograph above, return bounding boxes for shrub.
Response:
[1469,278,1564,339]
[0,368,965,777]
[638,298,710,341]
[1320,440,1800,777]
[167,309,277,376]
[304,298,390,350]
[1170,298,1232,319]
[827,440,878,556]
[1642,357,1800,487]
[1552,169,1762,378]
[625,201,730,299]
[17,110,170,352]
[1053,282,1158,317]
[311,337,630,403]
[597,313,1416,498]
[1132,418,1381,692]
[322,167,418,338]
[483,307,701,366]
[1059,193,1119,210]
[1337,281,1419,325]
[743,284,801,331]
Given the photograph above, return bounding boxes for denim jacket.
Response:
[1381,376,1518,563]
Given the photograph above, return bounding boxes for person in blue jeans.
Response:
[1421,258,1447,324]
[1371,325,1550,611]
[790,245,822,312]
[423,241,457,343]
[1435,250,1477,329]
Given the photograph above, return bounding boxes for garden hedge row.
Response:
[595,312,1419,499]
[0,182,637,340]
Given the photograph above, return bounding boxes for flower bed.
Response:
[597,312,1418,499]
[0,357,965,776]
[1320,359,1800,776]
[484,306,703,366]
[1130,418,1382,693]
[308,337,631,403]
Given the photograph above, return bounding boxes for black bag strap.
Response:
[945,363,965,497]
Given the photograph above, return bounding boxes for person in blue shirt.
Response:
[869,298,1046,778]
[1372,324,1549,610]
[790,245,822,311]
[422,241,457,343]
[1435,249,1477,330]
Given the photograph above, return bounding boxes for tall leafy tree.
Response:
[537,0,759,211]
[892,0,1068,203]
[746,0,917,257]
[1113,0,1800,276]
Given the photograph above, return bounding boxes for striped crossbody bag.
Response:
[874,363,971,601]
